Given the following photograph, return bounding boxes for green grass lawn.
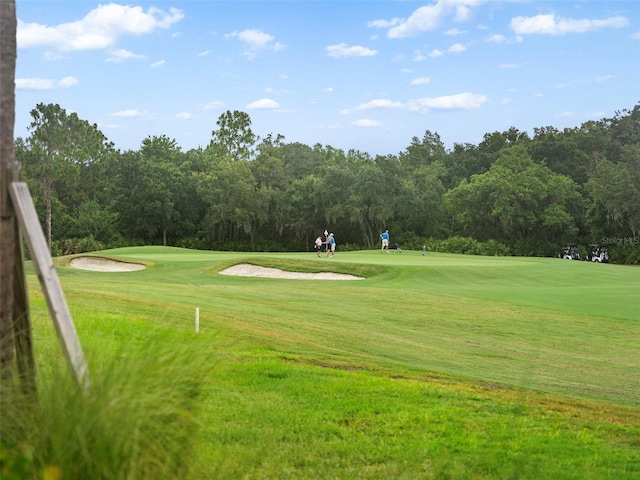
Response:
[21,246,640,479]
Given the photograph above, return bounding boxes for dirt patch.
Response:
[69,256,146,272]
[219,263,363,280]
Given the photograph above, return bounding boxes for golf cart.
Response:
[585,244,609,263]
[559,243,580,260]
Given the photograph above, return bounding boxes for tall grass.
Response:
[1,336,209,480]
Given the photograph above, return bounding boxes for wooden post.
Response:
[9,163,36,394]
[0,0,18,384]
[10,182,90,390]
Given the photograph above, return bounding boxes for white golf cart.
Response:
[585,244,609,263]
[559,243,581,260]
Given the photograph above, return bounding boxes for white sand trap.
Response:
[69,256,146,272]
[220,263,363,280]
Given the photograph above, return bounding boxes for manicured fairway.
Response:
[23,246,640,479]
[46,246,639,405]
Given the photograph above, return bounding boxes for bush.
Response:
[1,341,207,480]
[608,241,640,265]
[54,235,105,256]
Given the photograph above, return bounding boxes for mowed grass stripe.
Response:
[35,246,640,406]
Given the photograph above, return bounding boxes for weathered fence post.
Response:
[0,0,19,385]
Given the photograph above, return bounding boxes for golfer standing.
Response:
[314,235,323,257]
[380,230,390,253]
[327,233,336,257]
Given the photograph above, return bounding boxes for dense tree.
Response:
[443,142,492,189]
[530,127,591,185]
[607,104,640,163]
[446,145,583,253]
[22,103,112,250]
[586,156,640,240]
[13,101,640,263]
[108,136,189,245]
[400,130,446,171]
[195,160,266,250]
[208,110,258,162]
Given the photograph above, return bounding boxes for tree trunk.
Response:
[44,176,52,251]
[0,0,17,381]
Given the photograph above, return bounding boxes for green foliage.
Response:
[54,235,105,256]
[14,102,640,263]
[608,241,640,265]
[21,103,115,249]
[419,236,511,255]
[445,145,584,252]
[208,110,258,162]
[1,339,207,480]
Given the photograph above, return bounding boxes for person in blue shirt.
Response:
[380,230,390,253]
[327,233,336,257]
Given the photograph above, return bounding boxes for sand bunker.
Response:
[220,263,363,280]
[69,256,146,272]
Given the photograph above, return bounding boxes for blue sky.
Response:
[15,0,640,156]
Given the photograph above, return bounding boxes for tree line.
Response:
[14,102,640,264]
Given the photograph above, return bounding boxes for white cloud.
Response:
[203,101,224,111]
[16,76,78,90]
[44,51,67,61]
[553,75,614,89]
[367,18,404,29]
[226,29,285,58]
[17,4,184,51]
[511,14,628,35]
[176,112,191,121]
[413,50,427,62]
[429,49,444,58]
[198,50,210,57]
[106,48,144,63]
[324,87,334,93]
[410,77,431,86]
[388,2,446,38]
[632,32,640,40]
[326,43,377,58]
[387,0,483,39]
[227,29,273,48]
[454,4,474,22]
[485,34,506,43]
[16,78,56,90]
[406,92,487,113]
[359,99,403,110]
[151,60,166,68]
[499,62,530,69]
[110,109,147,118]
[247,98,280,110]
[445,28,466,36]
[352,119,382,127]
[58,76,78,87]
[557,111,574,118]
[448,43,466,53]
[341,99,403,115]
